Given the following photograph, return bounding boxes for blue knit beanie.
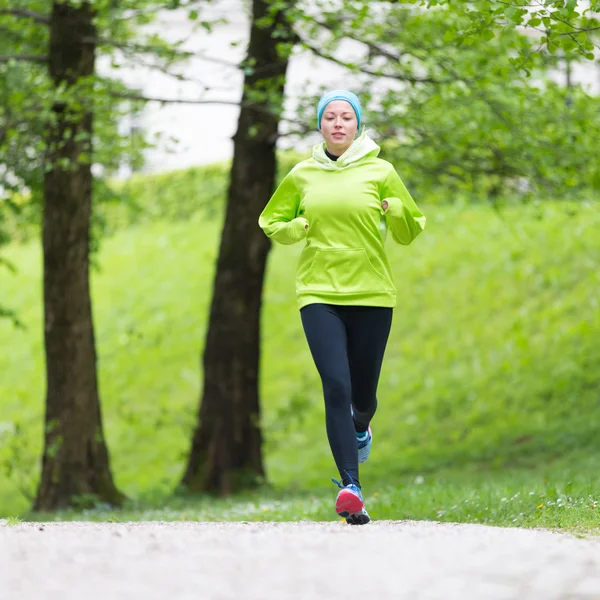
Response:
[317,89,362,131]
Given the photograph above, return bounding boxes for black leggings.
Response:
[300,304,393,487]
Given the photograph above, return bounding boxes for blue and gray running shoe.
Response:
[333,479,370,525]
[357,427,372,463]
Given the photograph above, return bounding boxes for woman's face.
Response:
[320,100,358,155]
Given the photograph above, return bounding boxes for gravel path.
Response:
[1,520,600,600]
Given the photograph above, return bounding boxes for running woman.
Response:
[258,90,426,524]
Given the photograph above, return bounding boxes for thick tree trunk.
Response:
[35,1,123,511]
[181,0,295,494]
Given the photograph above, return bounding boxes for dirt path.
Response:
[1,520,599,599]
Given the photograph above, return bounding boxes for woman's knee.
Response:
[323,375,352,409]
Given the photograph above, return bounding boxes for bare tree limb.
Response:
[110,90,309,138]
[82,35,239,70]
[0,54,47,64]
[109,92,287,122]
[304,15,434,63]
[110,91,241,106]
[298,37,447,84]
[94,39,236,92]
[295,15,461,84]
[0,8,49,25]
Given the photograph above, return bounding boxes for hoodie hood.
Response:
[312,130,380,171]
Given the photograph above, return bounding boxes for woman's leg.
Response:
[300,303,358,486]
[346,307,393,433]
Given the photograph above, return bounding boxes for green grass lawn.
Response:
[1,199,599,530]
[16,457,600,533]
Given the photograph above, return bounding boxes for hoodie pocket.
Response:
[300,248,388,293]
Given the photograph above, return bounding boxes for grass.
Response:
[24,458,600,533]
[1,197,599,531]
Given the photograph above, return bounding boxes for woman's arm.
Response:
[381,167,426,246]
[258,170,308,245]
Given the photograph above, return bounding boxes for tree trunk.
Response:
[181,0,295,495]
[35,1,123,511]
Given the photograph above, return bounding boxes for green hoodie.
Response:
[259,131,426,309]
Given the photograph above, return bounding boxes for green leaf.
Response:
[443,30,456,42]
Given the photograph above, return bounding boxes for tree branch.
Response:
[110,91,241,106]
[109,92,284,120]
[558,25,600,36]
[83,35,239,70]
[305,15,437,64]
[298,37,446,84]
[296,16,457,84]
[0,8,49,25]
[0,54,47,64]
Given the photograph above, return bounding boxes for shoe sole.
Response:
[346,511,370,525]
[336,489,371,525]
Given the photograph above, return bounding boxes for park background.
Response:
[1,0,599,529]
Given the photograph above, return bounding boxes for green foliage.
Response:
[293,2,600,202]
[0,0,225,320]
[3,153,302,244]
[1,1,599,524]
[96,153,299,233]
[93,162,230,236]
[375,80,600,202]
[1,178,598,520]
[2,0,598,318]
[423,0,600,62]
[0,0,149,196]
